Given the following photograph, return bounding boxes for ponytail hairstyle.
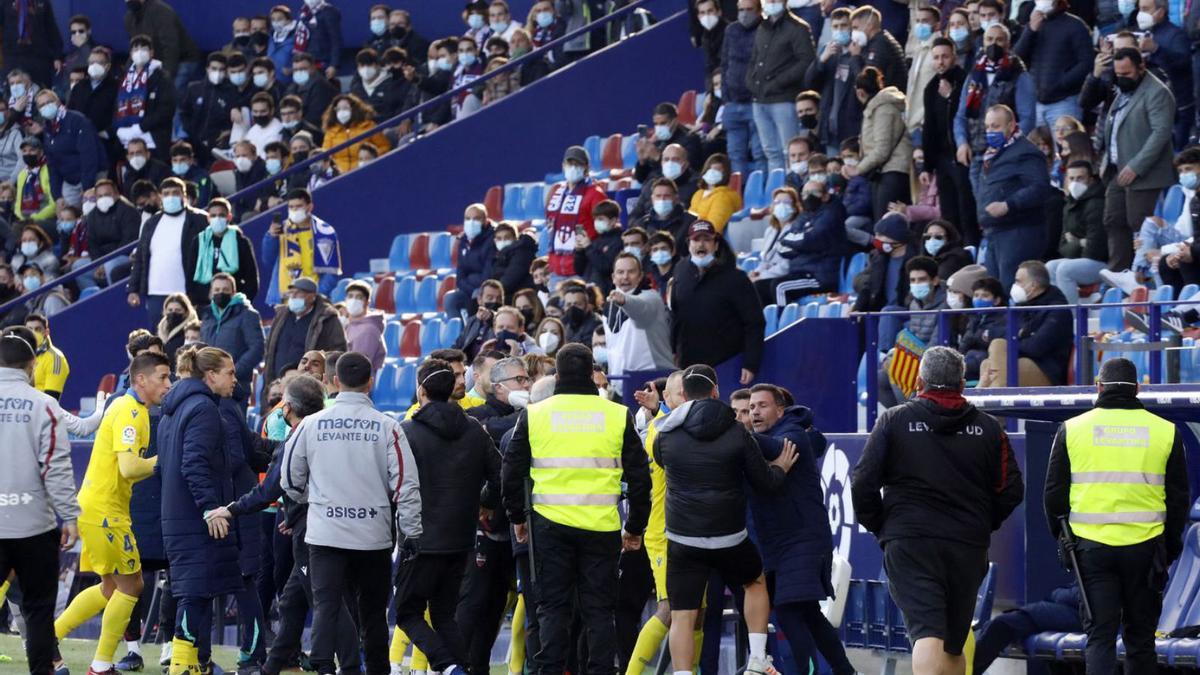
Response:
[175,345,232,380]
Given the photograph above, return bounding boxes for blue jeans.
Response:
[1046,257,1106,303]
[723,101,767,178]
[1036,98,1082,132]
[171,61,201,140]
[792,6,823,42]
[984,226,1046,288]
[753,101,800,172]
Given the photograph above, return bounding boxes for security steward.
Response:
[1045,357,1190,675]
[501,343,651,675]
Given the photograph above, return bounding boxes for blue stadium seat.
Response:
[428,232,453,269]
[388,234,411,272]
[537,228,551,256]
[396,363,417,406]
[1098,288,1125,333]
[977,237,989,266]
[584,135,603,172]
[420,318,443,355]
[79,286,101,300]
[779,303,801,328]
[373,362,399,407]
[614,188,640,225]
[803,302,821,319]
[964,245,977,262]
[764,168,786,197]
[441,317,463,348]
[822,301,844,318]
[414,276,438,313]
[974,563,996,624]
[393,276,417,314]
[1181,284,1200,302]
[523,183,546,221]
[1155,285,1175,303]
[842,252,868,294]
[763,304,778,335]
[621,135,638,169]
[738,170,766,217]
[384,321,403,356]
[503,183,525,220]
[330,278,352,303]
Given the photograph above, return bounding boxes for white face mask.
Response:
[1067,180,1089,200]
[1034,0,1054,12]
[131,49,150,66]
[947,293,964,309]
[1010,282,1028,304]
[703,168,724,185]
[208,69,225,85]
[507,389,531,409]
[336,108,352,125]
[233,156,252,173]
[538,331,560,352]
[97,195,115,212]
[358,66,378,81]
[851,29,868,47]
[346,298,366,316]
[661,160,683,180]
[288,207,308,223]
[1136,10,1156,29]
[699,14,720,30]
[128,155,147,171]
[87,62,107,79]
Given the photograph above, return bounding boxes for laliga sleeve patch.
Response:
[121,425,138,446]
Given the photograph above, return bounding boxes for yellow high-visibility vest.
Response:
[527,394,627,532]
[1066,407,1175,546]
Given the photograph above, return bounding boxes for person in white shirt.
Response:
[230,92,284,159]
[603,252,675,377]
[487,0,522,42]
[126,177,211,324]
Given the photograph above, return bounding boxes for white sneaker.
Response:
[1100,268,1139,296]
[745,656,779,675]
[159,643,172,667]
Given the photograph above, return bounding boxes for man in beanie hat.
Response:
[544,145,607,287]
[852,212,916,314]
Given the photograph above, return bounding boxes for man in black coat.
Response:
[922,38,978,244]
[67,47,119,160]
[86,179,141,285]
[850,6,906,91]
[179,53,237,163]
[396,358,501,675]
[978,260,1072,387]
[0,0,62,88]
[286,52,338,127]
[631,145,700,223]
[633,104,705,195]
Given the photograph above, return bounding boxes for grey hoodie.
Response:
[283,391,422,550]
[0,367,79,538]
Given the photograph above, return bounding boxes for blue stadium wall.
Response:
[52,8,700,405]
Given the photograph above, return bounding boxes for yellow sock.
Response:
[509,594,526,674]
[626,616,669,675]
[389,626,411,665]
[55,584,109,639]
[964,628,976,675]
[410,607,431,670]
[168,637,199,675]
[96,590,139,665]
[692,629,704,669]
[0,579,10,606]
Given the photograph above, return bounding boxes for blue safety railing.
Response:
[0,0,677,318]
[859,298,1199,430]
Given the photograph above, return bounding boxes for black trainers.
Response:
[116,653,145,672]
[1162,310,1187,334]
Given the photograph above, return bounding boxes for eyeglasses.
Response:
[497,375,531,386]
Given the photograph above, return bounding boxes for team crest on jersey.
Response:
[122,426,138,445]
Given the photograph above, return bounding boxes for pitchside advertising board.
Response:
[822,434,1031,605]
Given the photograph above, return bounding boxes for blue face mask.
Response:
[171,161,189,176]
[463,219,483,239]
[1118,0,1136,13]
[832,29,851,45]
[22,275,40,291]
[924,237,945,256]
[910,282,931,300]
[650,250,672,266]
[292,69,310,86]
[985,130,1007,149]
[691,253,715,268]
[593,346,608,364]
[914,23,933,40]
[287,296,307,313]
[209,217,229,234]
[57,220,76,234]
[949,26,970,43]
[536,11,554,27]
[1181,172,1199,190]
[972,297,994,309]
[624,245,642,257]
[370,18,387,35]
[162,195,183,214]
[265,157,282,175]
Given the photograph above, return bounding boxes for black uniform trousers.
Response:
[308,544,392,675]
[531,512,621,675]
[394,551,470,672]
[0,529,60,675]
[514,551,541,674]
[456,534,514,675]
[1077,538,1164,675]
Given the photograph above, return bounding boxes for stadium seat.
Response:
[429,232,454,269]
[1098,288,1124,333]
[503,183,525,220]
[436,275,457,312]
[676,90,697,126]
[383,322,403,356]
[729,171,742,195]
[330,278,352,302]
[393,276,416,314]
[537,227,551,256]
[763,304,778,335]
[400,321,422,358]
[414,276,438,313]
[964,245,977,262]
[615,188,641,225]
[842,581,867,647]
[973,563,996,625]
[374,277,396,313]
[79,286,101,300]
[584,135,603,171]
[98,373,116,394]
[803,302,821,319]
[441,317,463,348]
[751,170,777,210]
[1182,284,1200,302]
[373,362,399,407]
[764,168,785,198]
[694,91,706,120]
[388,234,411,272]
[779,303,801,328]
[522,183,546,222]
[1155,285,1175,303]
[484,185,503,221]
[408,233,431,270]
[735,170,765,219]
[420,318,443,355]
[396,362,418,406]
[842,252,868,294]
[601,133,623,171]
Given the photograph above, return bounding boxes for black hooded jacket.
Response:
[402,400,501,554]
[851,394,1024,547]
[653,398,786,539]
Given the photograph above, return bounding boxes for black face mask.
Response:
[143,203,158,215]
[913,160,926,173]
[495,329,521,344]
[165,312,185,327]
[253,114,272,127]
[483,301,501,312]
[390,26,408,39]
[293,150,309,162]
[564,305,585,326]
[798,113,818,129]
[1115,74,1141,93]
[21,154,39,167]
[985,44,1006,62]
[212,292,233,309]
[519,307,535,324]
[802,195,824,212]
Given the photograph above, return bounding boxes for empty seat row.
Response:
[388,232,457,273]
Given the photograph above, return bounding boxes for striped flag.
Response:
[888,329,927,400]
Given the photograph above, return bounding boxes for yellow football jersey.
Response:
[77,392,150,526]
[33,340,69,395]
[403,392,488,420]
[643,411,667,548]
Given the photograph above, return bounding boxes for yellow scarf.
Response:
[278,221,315,292]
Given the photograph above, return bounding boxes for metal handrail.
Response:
[0,0,671,316]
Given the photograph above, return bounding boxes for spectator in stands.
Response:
[635,104,705,190]
[54,203,81,258]
[445,202,497,320]
[481,304,541,357]
[297,0,342,81]
[921,220,973,281]
[115,35,176,162]
[467,354,529,448]
[878,255,948,406]
[1129,1,1190,144]
[905,6,942,134]
[690,154,742,233]
[746,0,815,173]
[979,260,1071,386]
[491,222,537,299]
[774,177,848,304]
[481,45,522,105]
[124,0,200,92]
[262,276,346,379]
[261,188,340,304]
[231,92,284,160]
[488,1,522,41]
[15,138,55,225]
[720,0,766,177]
[533,316,564,356]
[670,220,764,384]
[805,9,862,157]
[603,252,674,377]
[846,67,911,220]
[958,272,1008,381]
[455,278,505,357]
[946,9,975,69]
[226,53,254,113]
[622,226,648,259]
[402,38,454,131]
[975,104,1051,287]
[0,0,62,89]
[574,200,624,293]
[365,5,396,54]
[852,212,915,312]
[86,179,140,285]
[12,223,57,280]
[226,16,252,54]
[749,187,797,301]
[62,15,95,95]
[179,54,236,163]
[126,177,209,322]
[794,90,821,144]
[696,0,727,77]
[512,287,544,334]
[17,262,67,317]
[922,37,976,244]
[953,24,1034,193]
[646,231,677,297]
[189,197,259,301]
[1044,161,1107,303]
[1012,0,1091,128]
[230,140,267,221]
[546,145,607,284]
[464,0,493,49]
[784,135,814,192]
[452,36,486,118]
[322,94,388,174]
[636,177,697,253]
[198,272,262,400]
[251,57,286,105]
[849,7,905,91]
[340,280,386,371]
[0,103,24,184]
[1136,149,1199,290]
[7,68,39,122]
[632,143,698,223]
[1097,48,1178,290]
[286,52,337,128]
[350,48,407,123]
[279,94,323,145]
[117,139,169,198]
[155,291,197,361]
[167,143,212,206]
[559,281,602,345]
[268,6,298,82]
[129,178,159,222]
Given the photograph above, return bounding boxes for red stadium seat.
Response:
[601,133,623,171]
[409,233,431,270]
[437,275,457,312]
[676,90,697,126]
[98,373,116,394]
[484,185,503,221]
[374,276,396,313]
[400,321,422,358]
[730,171,743,195]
